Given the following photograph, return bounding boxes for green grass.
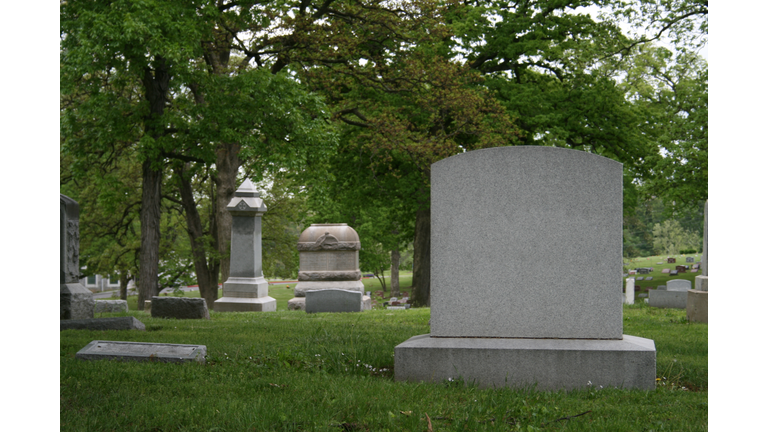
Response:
[623,254,703,298]
[64,299,707,431]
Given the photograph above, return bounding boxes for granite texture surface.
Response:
[430,146,623,339]
[305,289,364,313]
[648,290,687,309]
[61,283,95,320]
[686,290,708,323]
[395,334,656,390]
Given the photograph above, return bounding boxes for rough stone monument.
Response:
[287,224,371,312]
[395,146,655,390]
[213,180,276,312]
[60,194,94,320]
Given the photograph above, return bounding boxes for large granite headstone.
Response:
[60,194,94,320]
[213,180,276,312]
[395,146,655,390]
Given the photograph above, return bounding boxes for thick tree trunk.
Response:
[215,143,242,285]
[390,248,400,297]
[176,165,220,309]
[119,272,129,301]
[411,207,431,306]
[138,159,162,310]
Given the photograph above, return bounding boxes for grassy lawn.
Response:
[65,288,707,431]
[623,254,703,299]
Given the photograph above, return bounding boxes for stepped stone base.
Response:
[214,296,276,312]
[395,334,656,391]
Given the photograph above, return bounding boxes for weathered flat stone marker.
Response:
[76,340,206,363]
[395,146,655,391]
[61,317,145,331]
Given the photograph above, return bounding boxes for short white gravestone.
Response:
[395,146,655,390]
[60,194,94,320]
[625,278,635,305]
[287,224,371,312]
[213,180,276,312]
[76,340,206,363]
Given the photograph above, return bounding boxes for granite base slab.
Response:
[213,296,276,312]
[76,340,206,363]
[686,290,708,323]
[61,317,145,331]
[394,334,656,391]
[61,283,95,320]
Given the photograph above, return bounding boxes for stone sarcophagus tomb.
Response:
[288,224,371,312]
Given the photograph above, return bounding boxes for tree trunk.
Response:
[175,165,219,309]
[390,247,401,297]
[137,56,171,311]
[215,143,242,285]
[138,159,162,310]
[411,207,431,306]
[119,272,129,301]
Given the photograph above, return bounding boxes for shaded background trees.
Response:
[61,0,707,306]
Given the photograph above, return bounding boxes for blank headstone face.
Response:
[431,146,623,340]
[666,279,692,291]
[661,269,670,274]
[670,270,678,275]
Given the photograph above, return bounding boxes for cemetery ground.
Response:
[63,272,706,431]
[623,254,704,301]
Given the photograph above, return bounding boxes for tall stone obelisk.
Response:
[213,180,276,312]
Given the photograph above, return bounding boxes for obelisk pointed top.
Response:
[234,179,261,198]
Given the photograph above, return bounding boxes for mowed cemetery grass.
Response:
[62,269,707,431]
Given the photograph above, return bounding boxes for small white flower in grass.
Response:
[587,380,592,386]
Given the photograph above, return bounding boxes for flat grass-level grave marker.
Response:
[395,146,656,391]
[213,180,276,312]
[76,341,206,364]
